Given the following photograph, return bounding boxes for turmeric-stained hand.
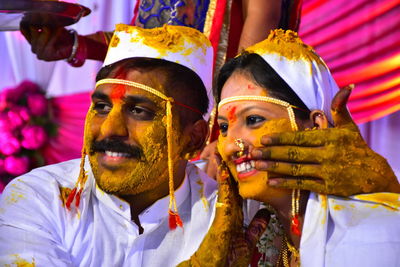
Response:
[177,161,243,267]
[251,86,400,196]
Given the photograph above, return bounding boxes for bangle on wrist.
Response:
[66,29,87,67]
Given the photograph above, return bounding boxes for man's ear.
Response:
[310,110,329,129]
[184,119,209,154]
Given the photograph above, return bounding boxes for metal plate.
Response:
[0,0,91,31]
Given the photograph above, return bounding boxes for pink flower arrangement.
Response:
[27,93,48,116]
[0,81,55,190]
[21,125,48,150]
[4,156,30,176]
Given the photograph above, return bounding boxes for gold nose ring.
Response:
[234,138,245,157]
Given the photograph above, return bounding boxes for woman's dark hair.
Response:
[216,52,310,120]
[96,57,209,126]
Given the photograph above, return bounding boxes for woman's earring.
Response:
[234,138,246,157]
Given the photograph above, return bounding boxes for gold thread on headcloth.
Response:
[95,79,203,115]
[218,95,299,131]
[95,78,172,101]
[95,78,183,229]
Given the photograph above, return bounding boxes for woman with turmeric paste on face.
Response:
[212,30,400,266]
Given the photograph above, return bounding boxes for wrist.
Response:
[66,29,87,67]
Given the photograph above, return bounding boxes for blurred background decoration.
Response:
[0,81,57,190]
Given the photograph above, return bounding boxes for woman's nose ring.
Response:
[234,138,245,157]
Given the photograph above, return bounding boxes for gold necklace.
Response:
[279,236,300,267]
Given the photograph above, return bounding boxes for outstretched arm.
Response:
[178,161,270,266]
[238,0,282,52]
[251,86,400,196]
[177,162,243,266]
[20,17,111,65]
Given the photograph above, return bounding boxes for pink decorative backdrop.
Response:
[299,0,400,124]
[42,92,91,164]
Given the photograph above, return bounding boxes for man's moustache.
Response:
[90,139,143,159]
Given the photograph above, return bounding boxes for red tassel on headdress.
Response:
[65,187,83,211]
[66,187,77,210]
[75,188,83,208]
[290,214,301,236]
[169,209,183,230]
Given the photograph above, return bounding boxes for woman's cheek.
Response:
[217,135,229,162]
[252,119,293,147]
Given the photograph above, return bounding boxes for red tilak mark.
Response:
[247,84,255,90]
[227,105,237,123]
[290,215,301,236]
[110,86,126,100]
[66,187,77,210]
[168,210,183,230]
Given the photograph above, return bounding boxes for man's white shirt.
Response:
[0,159,217,266]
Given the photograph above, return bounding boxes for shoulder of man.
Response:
[186,162,217,200]
[0,158,83,220]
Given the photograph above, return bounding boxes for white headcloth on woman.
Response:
[245,29,339,123]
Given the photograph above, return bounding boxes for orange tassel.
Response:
[66,187,77,210]
[75,188,83,209]
[168,209,183,230]
[290,215,301,236]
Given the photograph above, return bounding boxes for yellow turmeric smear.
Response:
[319,195,328,225]
[110,35,120,48]
[354,193,400,211]
[252,118,292,147]
[333,204,344,211]
[5,190,25,205]
[7,254,35,267]
[196,179,209,211]
[245,29,325,66]
[59,186,73,207]
[114,24,210,56]
[218,118,292,202]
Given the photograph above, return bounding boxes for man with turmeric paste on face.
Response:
[0,24,224,266]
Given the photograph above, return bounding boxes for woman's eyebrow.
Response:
[218,102,279,121]
[217,115,227,121]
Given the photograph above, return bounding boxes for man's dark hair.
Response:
[96,57,209,127]
[216,52,310,120]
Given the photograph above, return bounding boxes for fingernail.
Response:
[348,84,355,90]
[251,150,262,157]
[257,161,268,169]
[268,179,279,186]
[262,136,272,144]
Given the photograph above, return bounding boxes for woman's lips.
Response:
[233,157,258,180]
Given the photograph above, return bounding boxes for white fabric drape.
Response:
[359,111,400,176]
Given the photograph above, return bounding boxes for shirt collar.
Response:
[139,171,190,224]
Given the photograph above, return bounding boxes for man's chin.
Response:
[95,178,134,195]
